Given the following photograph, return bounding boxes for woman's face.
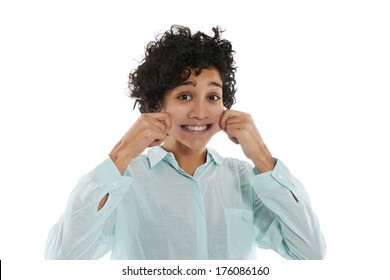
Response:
[162,67,225,152]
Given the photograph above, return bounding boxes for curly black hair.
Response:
[129,25,237,113]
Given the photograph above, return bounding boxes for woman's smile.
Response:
[180,124,212,132]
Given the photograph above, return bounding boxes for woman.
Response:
[45,25,326,260]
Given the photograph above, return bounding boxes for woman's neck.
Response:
[162,140,207,176]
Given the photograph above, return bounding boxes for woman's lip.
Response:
[181,124,212,132]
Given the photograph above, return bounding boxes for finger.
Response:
[149,121,170,138]
[225,116,245,126]
[149,112,172,133]
[225,127,241,144]
[220,109,245,131]
[148,139,165,148]
[225,113,252,127]
[228,135,240,144]
[142,113,170,135]
[224,120,241,129]
[147,130,168,147]
[224,122,248,131]
[219,109,235,131]
[148,117,169,134]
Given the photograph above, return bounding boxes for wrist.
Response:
[252,156,275,173]
[249,145,275,173]
[109,147,136,176]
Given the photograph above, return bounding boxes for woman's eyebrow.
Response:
[209,81,222,88]
[177,81,197,87]
[177,81,222,87]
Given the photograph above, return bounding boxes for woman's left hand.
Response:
[219,110,276,173]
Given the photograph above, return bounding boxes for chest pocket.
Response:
[224,208,255,259]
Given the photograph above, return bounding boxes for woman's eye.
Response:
[209,95,221,101]
[178,94,191,100]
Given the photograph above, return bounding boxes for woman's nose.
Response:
[188,101,209,119]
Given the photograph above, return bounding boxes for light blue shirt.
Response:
[45,146,326,260]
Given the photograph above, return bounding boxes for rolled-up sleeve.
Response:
[249,159,326,260]
[45,158,132,260]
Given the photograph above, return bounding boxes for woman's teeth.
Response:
[183,125,208,131]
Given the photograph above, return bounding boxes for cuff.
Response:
[92,157,133,195]
[249,159,296,193]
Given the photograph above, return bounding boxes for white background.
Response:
[1,0,389,278]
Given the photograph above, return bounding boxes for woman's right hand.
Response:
[109,113,171,175]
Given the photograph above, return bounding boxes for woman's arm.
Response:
[250,160,326,259]
[45,158,132,259]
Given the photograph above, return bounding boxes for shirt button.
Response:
[278,175,283,180]
[242,211,250,222]
[112,181,117,187]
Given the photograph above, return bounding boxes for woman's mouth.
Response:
[181,124,212,132]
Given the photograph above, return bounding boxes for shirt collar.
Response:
[147,146,223,168]
[206,147,223,165]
